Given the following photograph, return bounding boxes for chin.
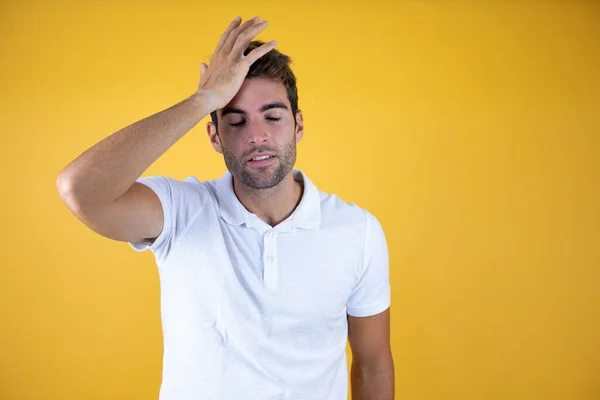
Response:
[240,167,286,190]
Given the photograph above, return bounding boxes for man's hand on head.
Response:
[196,16,277,112]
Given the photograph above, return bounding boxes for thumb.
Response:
[200,63,208,75]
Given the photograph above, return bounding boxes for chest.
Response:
[159,221,364,347]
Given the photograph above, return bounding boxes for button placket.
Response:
[263,231,278,290]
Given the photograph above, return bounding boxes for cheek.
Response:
[273,122,295,140]
[219,131,240,148]
[219,138,242,156]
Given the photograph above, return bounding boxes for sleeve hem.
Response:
[128,179,172,255]
[347,297,391,318]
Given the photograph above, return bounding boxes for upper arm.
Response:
[346,210,392,362]
[347,308,392,363]
[346,210,391,317]
[60,180,164,244]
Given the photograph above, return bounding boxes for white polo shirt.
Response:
[130,169,391,400]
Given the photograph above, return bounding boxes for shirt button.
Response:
[266,255,274,262]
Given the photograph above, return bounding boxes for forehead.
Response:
[223,77,289,112]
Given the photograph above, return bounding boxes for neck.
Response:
[233,171,303,227]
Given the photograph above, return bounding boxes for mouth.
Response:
[247,153,276,167]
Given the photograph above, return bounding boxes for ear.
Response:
[294,110,304,143]
[207,121,223,154]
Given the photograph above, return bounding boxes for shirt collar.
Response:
[215,169,321,231]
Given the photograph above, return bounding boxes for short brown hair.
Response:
[210,41,299,131]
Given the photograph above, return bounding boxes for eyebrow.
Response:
[220,102,289,118]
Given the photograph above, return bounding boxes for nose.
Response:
[247,120,269,144]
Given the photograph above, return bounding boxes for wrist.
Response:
[191,89,221,115]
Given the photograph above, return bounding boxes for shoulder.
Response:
[133,175,220,223]
[137,175,213,199]
[317,189,381,234]
[315,189,388,275]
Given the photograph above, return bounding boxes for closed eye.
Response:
[230,117,280,127]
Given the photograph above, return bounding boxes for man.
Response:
[57,16,394,400]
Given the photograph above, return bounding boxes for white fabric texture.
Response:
[130,169,391,400]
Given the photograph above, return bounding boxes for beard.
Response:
[222,137,297,190]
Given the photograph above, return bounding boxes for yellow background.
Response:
[1,1,598,399]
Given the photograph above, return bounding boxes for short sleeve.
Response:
[346,210,391,317]
[129,175,208,259]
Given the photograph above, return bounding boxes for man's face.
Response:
[208,77,303,190]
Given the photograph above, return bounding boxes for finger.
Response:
[200,63,208,75]
[215,16,241,52]
[244,40,277,66]
[232,19,269,55]
[225,16,262,51]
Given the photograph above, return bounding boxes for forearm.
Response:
[350,356,395,400]
[57,92,213,206]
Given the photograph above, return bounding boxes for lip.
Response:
[247,153,276,167]
[247,152,275,162]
